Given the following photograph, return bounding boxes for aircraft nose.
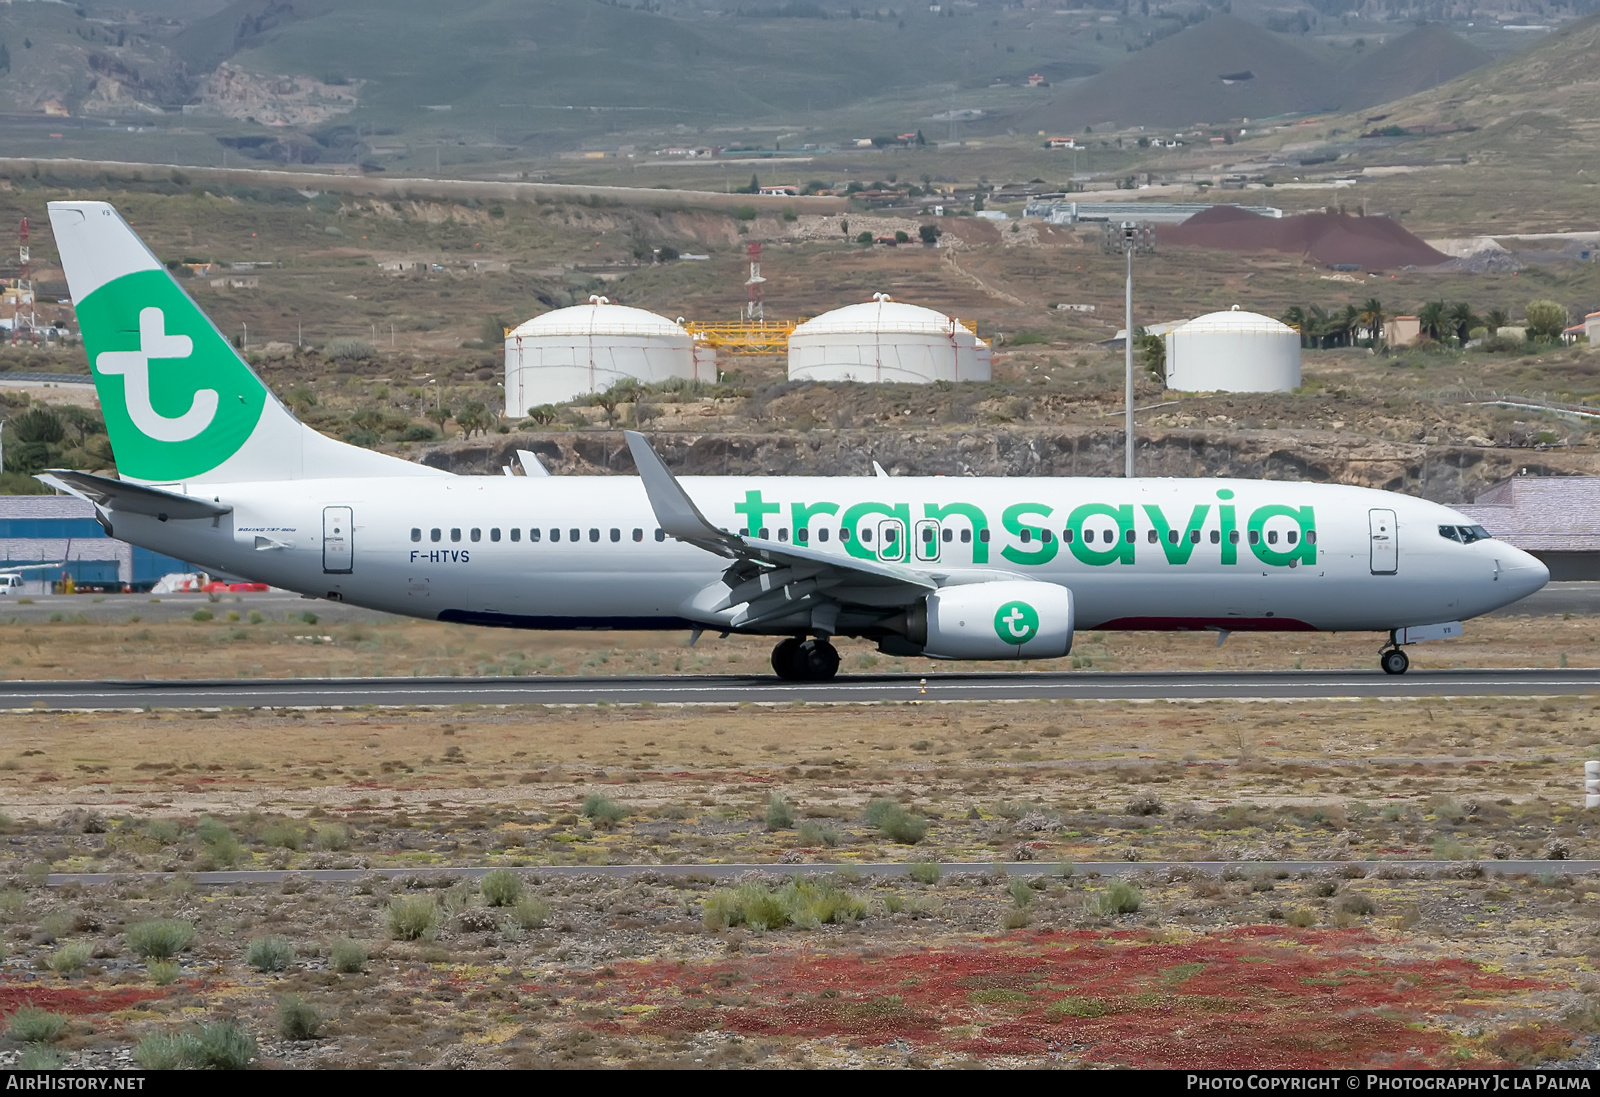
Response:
[1502,547,1550,601]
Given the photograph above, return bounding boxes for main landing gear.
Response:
[1379,646,1410,676]
[772,636,841,681]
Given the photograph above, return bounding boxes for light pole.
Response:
[1103,221,1155,478]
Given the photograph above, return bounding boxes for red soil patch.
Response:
[1160,207,1449,270]
[0,984,170,1016]
[532,927,1556,1067]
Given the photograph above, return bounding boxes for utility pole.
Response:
[1103,221,1155,478]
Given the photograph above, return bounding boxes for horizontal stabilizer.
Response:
[38,469,232,520]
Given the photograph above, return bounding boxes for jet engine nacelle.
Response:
[907,580,1074,660]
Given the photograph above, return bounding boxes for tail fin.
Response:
[47,201,446,485]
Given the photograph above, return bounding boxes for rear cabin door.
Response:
[323,506,353,574]
[1368,508,1397,575]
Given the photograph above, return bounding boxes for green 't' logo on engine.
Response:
[994,601,1039,646]
[76,269,265,481]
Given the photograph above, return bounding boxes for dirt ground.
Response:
[0,682,1597,1067]
[0,606,1595,682]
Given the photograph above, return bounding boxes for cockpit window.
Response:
[1440,524,1493,544]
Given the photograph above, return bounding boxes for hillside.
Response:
[1023,16,1343,131]
[1340,22,1491,112]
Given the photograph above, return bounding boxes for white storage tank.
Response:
[504,296,711,414]
[788,293,990,384]
[1163,305,1300,393]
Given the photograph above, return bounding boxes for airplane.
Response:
[36,200,1548,680]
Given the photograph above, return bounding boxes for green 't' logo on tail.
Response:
[994,600,1039,646]
[76,270,266,481]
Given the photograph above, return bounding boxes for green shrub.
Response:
[259,824,302,851]
[17,1045,65,1069]
[1007,878,1035,909]
[126,918,195,959]
[878,807,928,845]
[1335,892,1376,916]
[276,993,323,1040]
[133,1031,200,1070]
[312,823,350,851]
[196,817,244,868]
[44,939,92,976]
[509,897,550,930]
[8,1006,67,1042]
[1286,907,1318,928]
[797,822,839,847]
[764,794,796,830]
[1093,880,1142,916]
[480,869,523,907]
[191,608,213,622]
[193,1021,256,1069]
[386,895,439,941]
[328,939,367,974]
[245,936,294,972]
[702,878,866,931]
[146,960,181,985]
[580,793,628,825]
[732,205,758,221]
[908,862,942,885]
[196,817,231,845]
[144,820,180,845]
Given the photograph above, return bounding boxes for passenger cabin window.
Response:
[430,528,442,543]
[633,529,643,542]
[759,527,770,540]
[961,529,972,544]
[550,529,560,543]
[570,528,580,542]
[941,529,953,543]
[490,528,501,542]
[1189,530,1201,544]
[980,529,991,543]
[1286,530,1297,544]
[797,528,810,543]
[1063,528,1074,543]
[610,528,620,542]
[470,528,481,542]
[818,528,829,542]
[1020,529,1032,544]
[860,528,873,543]
[589,528,599,543]
[529,528,540,542]
[1267,530,1278,545]
[1210,530,1220,544]
[1146,530,1157,544]
[778,528,789,542]
[410,528,421,542]
[510,528,521,542]
[1307,530,1317,544]
[655,529,666,542]
[840,528,851,542]
[1248,530,1260,545]
[1042,529,1053,544]
[1125,529,1136,543]
[1229,530,1240,544]
[450,528,461,542]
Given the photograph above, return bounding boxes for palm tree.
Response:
[1486,308,1509,336]
[1307,305,1330,349]
[1282,306,1308,348]
[1449,302,1478,345]
[1357,297,1385,347]
[1417,300,1448,342]
[1340,304,1360,347]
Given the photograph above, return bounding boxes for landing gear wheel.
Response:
[772,637,804,680]
[1380,648,1410,676]
[796,638,840,681]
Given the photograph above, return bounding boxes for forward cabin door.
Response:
[323,506,353,574]
[1368,508,1397,575]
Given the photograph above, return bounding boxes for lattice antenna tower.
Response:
[743,241,765,322]
[13,217,35,346]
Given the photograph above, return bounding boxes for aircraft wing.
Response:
[625,431,938,631]
[37,470,233,520]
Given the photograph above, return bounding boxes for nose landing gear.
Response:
[771,636,841,681]
[1379,646,1410,675]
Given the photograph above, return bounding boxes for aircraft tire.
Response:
[798,638,840,681]
[1380,648,1409,676]
[772,637,804,680]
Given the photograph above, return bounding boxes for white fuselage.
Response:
[107,474,1548,637]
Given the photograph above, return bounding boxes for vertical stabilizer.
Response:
[47,201,447,485]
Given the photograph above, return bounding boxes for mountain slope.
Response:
[1340,23,1491,112]
[1023,16,1342,131]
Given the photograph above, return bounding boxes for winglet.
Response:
[624,431,743,557]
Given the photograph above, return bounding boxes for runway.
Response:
[4,667,1600,709]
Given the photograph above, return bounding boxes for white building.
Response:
[1163,306,1300,393]
[787,294,990,384]
[504,297,713,414]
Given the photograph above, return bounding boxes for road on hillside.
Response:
[3,668,1600,709]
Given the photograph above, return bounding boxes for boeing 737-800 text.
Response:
[37,201,1548,679]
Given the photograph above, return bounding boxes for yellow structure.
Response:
[682,319,798,355]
